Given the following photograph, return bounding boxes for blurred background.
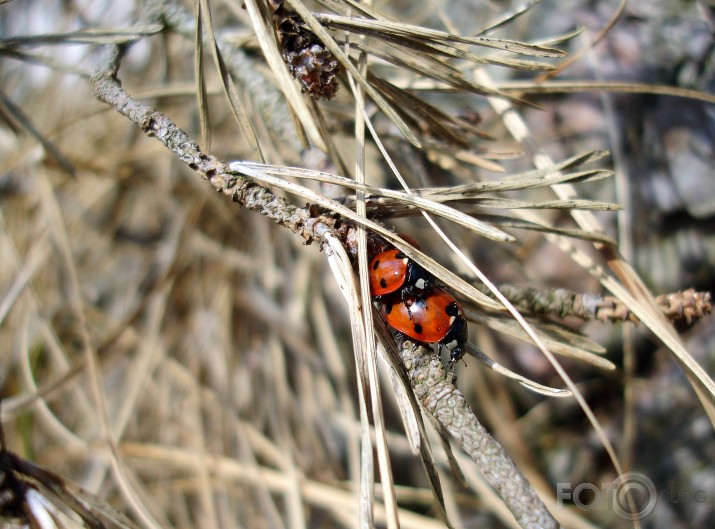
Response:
[0,0,713,527]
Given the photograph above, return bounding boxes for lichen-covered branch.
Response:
[399,341,560,529]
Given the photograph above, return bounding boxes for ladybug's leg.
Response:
[401,290,413,319]
[438,343,452,365]
[446,355,458,370]
[391,331,408,348]
[405,285,427,307]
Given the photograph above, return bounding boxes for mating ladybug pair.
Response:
[369,247,468,365]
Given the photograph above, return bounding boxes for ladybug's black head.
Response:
[440,316,467,367]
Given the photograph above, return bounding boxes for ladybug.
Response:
[369,249,435,300]
[380,288,468,364]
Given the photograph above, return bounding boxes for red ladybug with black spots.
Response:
[380,288,468,364]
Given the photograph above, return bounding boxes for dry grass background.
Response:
[0,0,714,528]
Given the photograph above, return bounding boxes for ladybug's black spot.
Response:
[445,302,459,317]
[372,259,381,270]
[395,251,406,259]
[379,278,387,288]
[413,323,423,335]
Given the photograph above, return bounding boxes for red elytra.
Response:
[369,249,434,299]
[380,288,468,363]
[369,249,408,297]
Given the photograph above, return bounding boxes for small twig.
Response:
[399,341,560,529]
